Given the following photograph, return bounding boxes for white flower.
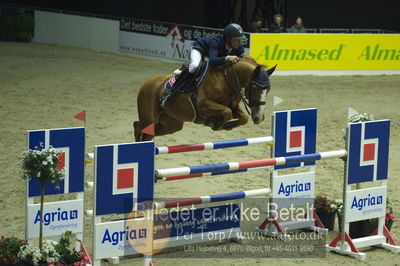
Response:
[349,112,374,123]
[40,239,61,263]
[18,245,42,266]
[37,171,41,177]
[342,112,374,143]
[43,239,57,247]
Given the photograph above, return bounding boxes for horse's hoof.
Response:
[223,120,239,130]
[211,118,224,129]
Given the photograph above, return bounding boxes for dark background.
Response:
[1,0,399,32]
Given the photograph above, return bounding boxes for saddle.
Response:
[163,60,209,94]
[161,61,209,123]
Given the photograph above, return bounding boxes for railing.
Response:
[306,28,397,34]
[260,27,397,34]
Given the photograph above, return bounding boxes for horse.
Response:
[133,56,276,142]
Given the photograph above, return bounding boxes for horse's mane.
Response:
[239,56,266,69]
[211,56,265,73]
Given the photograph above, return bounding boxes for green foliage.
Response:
[55,231,82,265]
[14,13,34,42]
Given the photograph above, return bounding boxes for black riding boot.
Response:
[160,68,192,107]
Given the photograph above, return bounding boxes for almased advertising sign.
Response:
[250,34,400,70]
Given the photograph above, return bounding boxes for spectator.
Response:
[269,13,287,33]
[289,16,306,33]
[250,16,263,33]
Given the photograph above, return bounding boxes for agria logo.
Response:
[347,120,390,184]
[351,194,383,211]
[34,208,78,226]
[273,108,317,169]
[278,180,311,197]
[102,227,147,246]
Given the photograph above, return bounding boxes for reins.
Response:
[224,63,265,116]
[233,66,253,115]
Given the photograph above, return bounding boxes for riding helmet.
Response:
[223,23,246,40]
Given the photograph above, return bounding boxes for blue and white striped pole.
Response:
[155,150,347,178]
[158,188,272,208]
[155,136,273,154]
[86,136,273,159]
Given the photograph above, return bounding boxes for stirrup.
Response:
[160,94,170,107]
[173,69,182,75]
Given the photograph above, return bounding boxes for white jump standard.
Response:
[326,120,400,260]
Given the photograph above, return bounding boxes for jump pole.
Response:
[157,187,272,208]
[157,166,273,181]
[86,136,274,159]
[144,187,271,266]
[155,150,347,178]
[155,136,273,154]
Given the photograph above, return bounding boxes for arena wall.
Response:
[34,10,119,53]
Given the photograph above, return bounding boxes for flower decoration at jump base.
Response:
[385,209,396,227]
[0,236,28,265]
[381,198,396,230]
[18,143,65,188]
[0,231,88,266]
[342,111,375,142]
[314,195,343,231]
[348,112,375,123]
[314,195,343,214]
[18,143,65,252]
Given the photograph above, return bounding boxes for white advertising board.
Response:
[345,186,386,223]
[26,199,84,238]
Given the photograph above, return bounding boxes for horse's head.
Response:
[244,64,276,124]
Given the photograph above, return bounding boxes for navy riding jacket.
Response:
[192,35,245,67]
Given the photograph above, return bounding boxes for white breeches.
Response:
[189,48,202,73]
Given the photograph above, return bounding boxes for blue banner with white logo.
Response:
[95,142,154,216]
[273,109,317,170]
[346,120,390,184]
[27,128,85,197]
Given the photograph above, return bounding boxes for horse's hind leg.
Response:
[156,113,184,136]
[133,114,183,141]
[133,121,156,142]
[133,121,144,142]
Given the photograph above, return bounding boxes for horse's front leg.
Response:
[223,105,249,130]
[197,98,233,130]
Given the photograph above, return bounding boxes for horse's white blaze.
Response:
[255,89,267,120]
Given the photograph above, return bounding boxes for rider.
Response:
[160,23,246,107]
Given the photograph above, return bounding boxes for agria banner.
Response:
[250,34,400,70]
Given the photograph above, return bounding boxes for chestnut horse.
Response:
[134,56,276,142]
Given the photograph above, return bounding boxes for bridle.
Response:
[225,65,270,116]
